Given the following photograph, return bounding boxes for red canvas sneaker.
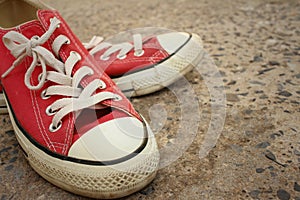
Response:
[0,31,203,113]
[84,31,203,97]
[0,0,159,199]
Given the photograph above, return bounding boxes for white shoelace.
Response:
[83,34,144,60]
[2,17,118,132]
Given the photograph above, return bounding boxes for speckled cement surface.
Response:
[0,0,300,199]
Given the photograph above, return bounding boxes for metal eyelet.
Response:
[37,61,42,66]
[49,121,62,132]
[45,106,56,116]
[32,35,40,40]
[117,54,127,60]
[113,94,122,101]
[70,51,82,60]
[41,89,50,100]
[134,49,145,57]
[38,73,48,82]
[65,39,71,44]
[99,80,106,89]
[89,68,94,75]
[100,55,110,61]
[38,73,43,81]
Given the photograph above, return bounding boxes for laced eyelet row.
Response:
[41,90,61,132]
[47,21,64,132]
[45,48,82,132]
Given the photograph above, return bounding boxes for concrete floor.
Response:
[0,0,300,199]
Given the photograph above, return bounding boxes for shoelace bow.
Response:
[2,17,118,132]
[83,34,145,60]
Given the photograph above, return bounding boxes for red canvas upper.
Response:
[93,37,170,77]
[0,10,140,155]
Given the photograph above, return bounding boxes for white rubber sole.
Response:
[4,94,160,199]
[113,33,204,97]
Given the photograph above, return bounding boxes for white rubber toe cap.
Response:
[157,32,190,54]
[68,117,147,161]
